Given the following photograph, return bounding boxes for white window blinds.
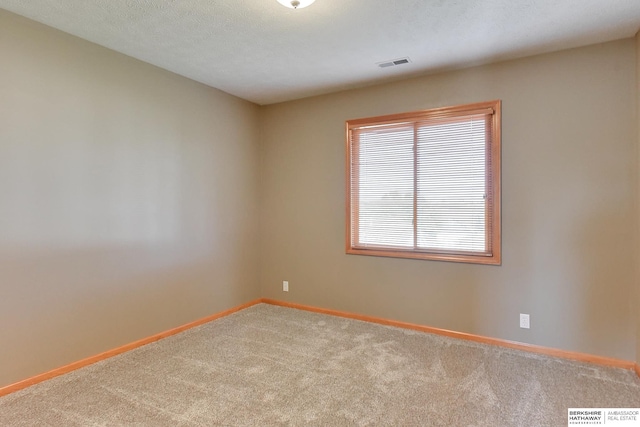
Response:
[346,101,501,264]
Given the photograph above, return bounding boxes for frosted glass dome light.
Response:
[277,0,316,9]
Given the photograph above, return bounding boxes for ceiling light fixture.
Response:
[277,0,316,9]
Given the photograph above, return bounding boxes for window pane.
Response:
[357,127,414,248]
[416,119,486,252]
[346,100,500,265]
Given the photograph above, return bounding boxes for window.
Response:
[345,100,501,265]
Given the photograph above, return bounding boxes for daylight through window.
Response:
[346,100,501,264]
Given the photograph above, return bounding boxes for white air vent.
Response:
[377,57,411,68]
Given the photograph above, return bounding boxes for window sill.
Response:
[346,247,501,265]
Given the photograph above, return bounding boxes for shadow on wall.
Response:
[0,127,250,386]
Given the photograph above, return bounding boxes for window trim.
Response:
[345,100,501,265]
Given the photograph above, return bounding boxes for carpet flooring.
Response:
[1,303,639,426]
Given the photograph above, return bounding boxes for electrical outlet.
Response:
[283,281,289,292]
[520,313,530,329]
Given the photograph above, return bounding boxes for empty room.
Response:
[1,0,640,425]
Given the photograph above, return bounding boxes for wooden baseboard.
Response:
[0,298,262,397]
[261,298,637,373]
[2,297,638,398]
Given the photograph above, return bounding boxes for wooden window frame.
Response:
[345,100,501,265]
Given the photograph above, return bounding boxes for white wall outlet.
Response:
[283,281,289,292]
[520,313,530,329]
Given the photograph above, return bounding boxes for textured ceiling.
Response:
[1,0,639,105]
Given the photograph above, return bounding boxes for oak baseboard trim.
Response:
[262,299,637,373]
[0,298,262,397]
[2,297,637,397]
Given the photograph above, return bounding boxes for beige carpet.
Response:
[1,303,639,426]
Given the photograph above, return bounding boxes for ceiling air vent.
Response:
[377,57,411,68]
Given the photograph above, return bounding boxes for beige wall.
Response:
[260,39,638,361]
[637,31,640,367]
[0,10,261,387]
